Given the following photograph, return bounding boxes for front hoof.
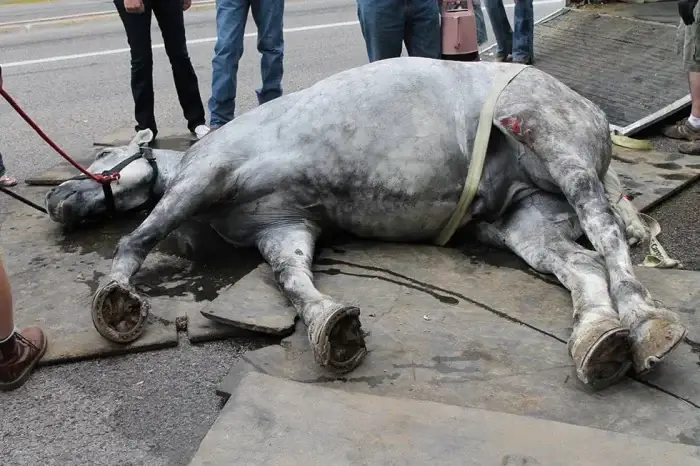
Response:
[630,319,687,376]
[569,322,632,390]
[91,280,150,344]
[308,305,368,374]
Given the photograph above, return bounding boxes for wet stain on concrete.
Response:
[316,267,459,305]
[310,372,401,388]
[501,455,541,466]
[677,425,700,447]
[394,350,493,375]
[652,162,683,170]
[685,338,700,368]
[662,173,693,181]
[689,164,700,169]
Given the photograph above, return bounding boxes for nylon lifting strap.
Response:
[434,65,530,247]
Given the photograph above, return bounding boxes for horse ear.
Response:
[129,129,154,147]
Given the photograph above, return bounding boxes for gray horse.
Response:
[44,57,686,390]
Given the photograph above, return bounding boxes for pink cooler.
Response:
[440,0,480,61]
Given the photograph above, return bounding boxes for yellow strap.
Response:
[434,65,530,247]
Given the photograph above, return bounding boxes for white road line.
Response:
[2,0,563,70]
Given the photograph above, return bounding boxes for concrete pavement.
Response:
[0,1,573,464]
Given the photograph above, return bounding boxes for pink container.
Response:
[440,0,480,60]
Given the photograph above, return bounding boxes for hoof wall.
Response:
[632,319,687,376]
[309,305,367,374]
[570,324,632,390]
[91,280,149,344]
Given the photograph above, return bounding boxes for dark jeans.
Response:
[114,0,206,136]
[483,0,534,62]
[209,0,285,128]
[356,0,441,63]
[0,152,5,177]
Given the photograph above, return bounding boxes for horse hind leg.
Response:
[479,192,632,389]
[256,223,368,373]
[494,99,686,376]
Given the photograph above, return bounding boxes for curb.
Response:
[0,0,215,32]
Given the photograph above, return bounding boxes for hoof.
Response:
[631,319,687,376]
[569,321,632,390]
[308,304,368,374]
[91,280,150,344]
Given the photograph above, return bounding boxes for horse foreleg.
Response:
[256,223,368,373]
[91,174,221,344]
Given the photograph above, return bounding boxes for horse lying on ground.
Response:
[45,57,687,390]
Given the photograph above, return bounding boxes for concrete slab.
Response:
[217,242,700,444]
[192,372,700,466]
[0,185,261,364]
[93,126,196,150]
[200,265,297,336]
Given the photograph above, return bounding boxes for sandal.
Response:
[0,175,18,187]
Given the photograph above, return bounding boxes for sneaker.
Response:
[662,118,700,141]
[0,327,48,392]
[0,175,17,187]
[494,53,512,62]
[679,140,700,155]
[193,124,211,140]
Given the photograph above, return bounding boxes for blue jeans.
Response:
[209,0,284,128]
[483,0,534,62]
[356,0,441,62]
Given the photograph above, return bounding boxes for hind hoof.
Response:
[308,304,368,374]
[91,279,149,344]
[631,319,687,376]
[569,321,632,390]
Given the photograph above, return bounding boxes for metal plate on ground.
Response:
[501,8,688,134]
[216,243,700,444]
[610,146,700,211]
[192,372,700,466]
[0,186,260,364]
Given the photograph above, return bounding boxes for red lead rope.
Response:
[0,87,119,185]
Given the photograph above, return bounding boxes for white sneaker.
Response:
[193,124,210,140]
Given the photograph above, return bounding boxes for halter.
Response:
[71,145,160,216]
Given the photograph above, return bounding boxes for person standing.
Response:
[356,0,441,63]
[115,0,209,140]
[483,0,534,64]
[662,5,700,154]
[0,66,48,391]
[204,0,285,134]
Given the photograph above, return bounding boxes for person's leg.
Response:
[473,0,489,46]
[0,151,17,187]
[208,0,249,129]
[666,19,700,143]
[483,0,513,61]
[511,0,534,64]
[152,0,207,134]
[356,0,405,62]
[250,0,284,106]
[404,0,441,59]
[114,0,158,137]
[0,255,47,392]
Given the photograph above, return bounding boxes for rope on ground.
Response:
[603,166,679,269]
